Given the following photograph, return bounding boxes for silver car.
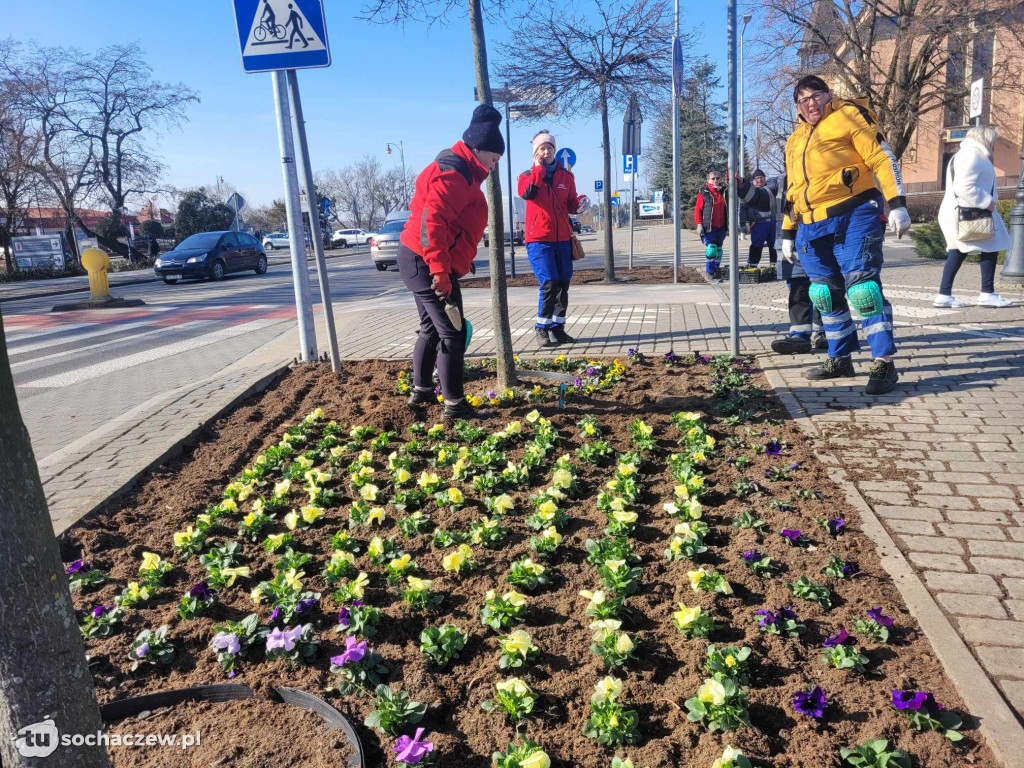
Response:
[370,218,408,271]
[261,232,290,250]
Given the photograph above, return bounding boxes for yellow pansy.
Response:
[687,569,707,590]
[584,423,597,436]
[243,512,257,526]
[220,498,238,513]
[437,448,449,463]
[681,411,702,422]
[389,554,412,572]
[283,569,305,590]
[349,572,369,599]
[593,675,622,702]
[545,486,566,501]
[580,589,606,606]
[357,449,373,464]
[284,511,300,530]
[552,469,573,488]
[331,550,356,565]
[310,407,325,420]
[395,468,411,484]
[613,510,638,524]
[673,603,701,626]
[495,677,532,697]
[251,587,263,604]
[688,475,705,490]
[519,750,550,768]
[590,618,622,634]
[608,497,627,513]
[538,500,559,518]
[418,471,439,488]
[296,455,314,469]
[615,633,634,653]
[698,678,726,706]
[505,421,522,435]
[173,526,195,547]
[606,479,619,490]
[367,508,386,526]
[541,527,562,545]
[252,498,266,514]
[674,522,697,540]
[663,501,680,516]
[301,506,324,524]
[219,567,250,586]
[670,537,683,554]
[503,630,533,657]
[618,462,637,477]
[442,550,467,572]
[448,487,464,504]
[368,537,384,557]
[265,533,287,549]
[674,484,690,500]
[706,435,715,448]
[605,559,625,573]
[330,446,345,458]
[725,654,736,667]
[196,513,213,528]
[692,451,706,463]
[525,410,540,423]
[493,494,515,514]
[521,559,545,576]
[406,576,432,593]
[712,747,745,768]
[140,552,161,572]
[504,590,527,607]
[274,480,292,497]
[360,484,380,501]
[357,466,375,479]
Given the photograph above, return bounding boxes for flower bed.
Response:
[64,356,997,768]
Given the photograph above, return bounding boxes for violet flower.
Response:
[266,625,303,652]
[867,608,894,627]
[741,550,762,563]
[664,351,679,362]
[842,561,857,578]
[573,377,583,387]
[755,609,777,628]
[295,598,318,615]
[764,440,782,456]
[822,627,849,648]
[136,643,149,658]
[792,686,828,718]
[212,632,241,655]
[586,367,596,376]
[269,607,281,623]
[891,690,929,711]
[827,518,847,535]
[627,348,636,356]
[337,607,351,627]
[779,529,803,545]
[434,385,442,396]
[779,606,799,622]
[487,390,497,400]
[330,636,367,667]
[189,581,213,601]
[789,462,799,470]
[92,605,112,618]
[393,728,434,764]
[66,559,90,575]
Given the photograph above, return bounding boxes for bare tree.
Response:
[749,0,1024,162]
[362,0,517,390]
[0,309,111,768]
[0,90,42,273]
[499,0,675,281]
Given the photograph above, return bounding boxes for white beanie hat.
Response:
[532,131,556,153]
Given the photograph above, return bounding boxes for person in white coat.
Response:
[934,125,1014,308]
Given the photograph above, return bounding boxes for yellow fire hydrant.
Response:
[80,248,111,301]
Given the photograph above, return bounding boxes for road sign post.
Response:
[556,147,576,170]
[622,96,642,270]
[233,0,331,73]
[726,0,740,355]
[969,78,984,126]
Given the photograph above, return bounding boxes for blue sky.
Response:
[7,0,734,211]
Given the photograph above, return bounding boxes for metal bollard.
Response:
[1000,153,1024,281]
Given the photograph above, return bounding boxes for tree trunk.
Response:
[468,0,516,389]
[0,308,111,768]
[600,84,615,282]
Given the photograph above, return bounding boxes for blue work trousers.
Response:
[528,241,573,329]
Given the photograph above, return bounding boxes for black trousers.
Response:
[787,277,823,338]
[397,245,466,400]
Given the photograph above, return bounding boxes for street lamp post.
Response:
[740,13,752,175]
[1001,152,1024,281]
[385,142,408,208]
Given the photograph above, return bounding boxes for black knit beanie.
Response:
[752,168,766,179]
[463,104,505,155]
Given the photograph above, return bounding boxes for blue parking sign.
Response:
[595,180,604,192]
[233,0,331,73]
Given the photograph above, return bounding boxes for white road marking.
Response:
[8,320,155,354]
[22,318,284,389]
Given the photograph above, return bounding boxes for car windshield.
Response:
[177,233,222,250]
[379,220,406,234]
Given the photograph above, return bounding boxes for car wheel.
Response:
[163,278,178,285]
[210,260,226,281]
[265,243,274,250]
[375,263,388,272]
[255,255,268,275]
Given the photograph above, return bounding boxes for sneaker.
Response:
[804,355,855,381]
[443,398,482,421]
[771,335,812,354]
[933,294,966,308]
[407,389,435,407]
[977,292,1014,308]
[811,332,828,350]
[535,327,555,348]
[865,359,899,395]
[549,326,576,344]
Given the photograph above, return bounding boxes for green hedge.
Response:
[909,200,1015,263]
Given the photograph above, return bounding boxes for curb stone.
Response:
[760,362,1024,766]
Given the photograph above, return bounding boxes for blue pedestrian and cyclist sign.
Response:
[233,0,331,73]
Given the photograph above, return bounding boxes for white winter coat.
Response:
[938,137,1012,254]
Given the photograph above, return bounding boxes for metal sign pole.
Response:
[272,69,317,362]
[727,0,740,355]
[629,159,636,270]
[505,98,516,278]
[672,2,681,284]
[287,69,340,372]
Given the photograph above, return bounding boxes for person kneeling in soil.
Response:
[518,130,588,349]
[399,105,504,420]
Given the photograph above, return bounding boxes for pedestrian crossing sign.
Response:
[233,0,331,73]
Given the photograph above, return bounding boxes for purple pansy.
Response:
[827,518,847,535]
[295,598,318,615]
[573,377,583,387]
[487,390,497,400]
[755,609,777,628]
[393,728,434,764]
[337,607,351,627]
[269,607,281,623]
[892,690,929,711]
[434,385,442,396]
[789,462,800,470]
[136,643,150,658]
[189,581,214,601]
[212,632,241,655]
[266,625,303,652]
[586,367,596,376]
[66,559,90,575]
[842,561,857,577]
[792,686,828,718]
[92,605,112,618]
[867,608,894,627]
[822,627,849,648]
[330,636,367,667]
[742,550,762,563]
[764,440,782,456]
[779,529,803,545]
[664,351,679,362]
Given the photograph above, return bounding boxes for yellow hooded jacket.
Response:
[782,98,906,238]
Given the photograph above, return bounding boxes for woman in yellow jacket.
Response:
[781,75,911,395]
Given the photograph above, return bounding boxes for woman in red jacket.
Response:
[518,130,588,348]
[398,105,503,420]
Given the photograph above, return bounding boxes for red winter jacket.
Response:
[694,183,727,229]
[401,141,490,278]
[517,164,583,243]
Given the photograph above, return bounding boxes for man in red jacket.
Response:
[398,105,503,420]
[518,130,588,348]
[694,171,728,275]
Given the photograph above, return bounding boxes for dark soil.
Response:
[64,358,999,768]
[461,266,706,288]
[105,697,355,767]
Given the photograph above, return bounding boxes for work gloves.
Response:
[431,272,452,299]
[887,207,912,238]
[782,239,798,263]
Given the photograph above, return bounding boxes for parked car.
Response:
[570,215,582,234]
[331,228,371,248]
[155,231,267,284]
[369,218,408,272]
[262,232,290,250]
[581,225,595,234]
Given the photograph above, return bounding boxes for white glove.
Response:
[782,239,797,263]
[888,206,911,238]
[696,224,704,238]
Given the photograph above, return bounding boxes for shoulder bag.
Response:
[951,155,994,242]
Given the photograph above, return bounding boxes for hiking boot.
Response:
[443,398,482,421]
[811,332,828,350]
[771,335,811,354]
[407,388,435,407]
[804,355,855,381]
[535,327,555,348]
[549,326,576,344]
[865,359,899,395]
